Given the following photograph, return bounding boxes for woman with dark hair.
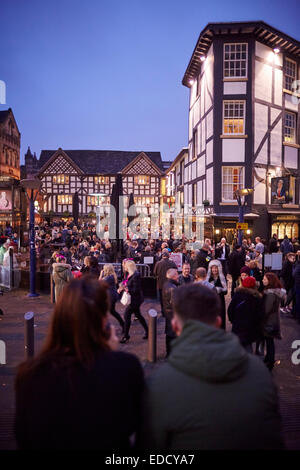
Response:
[261,272,286,371]
[207,260,227,330]
[15,276,145,450]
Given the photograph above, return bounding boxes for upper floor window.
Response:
[222,167,244,202]
[224,43,248,78]
[57,194,72,205]
[284,58,297,91]
[284,112,296,144]
[53,175,69,184]
[134,175,150,185]
[94,176,109,184]
[223,100,245,135]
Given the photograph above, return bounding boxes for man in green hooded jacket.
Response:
[140,283,284,450]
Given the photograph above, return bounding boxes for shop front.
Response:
[213,215,255,245]
[269,212,300,240]
[0,177,23,235]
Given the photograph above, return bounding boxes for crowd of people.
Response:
[1,220,299,449]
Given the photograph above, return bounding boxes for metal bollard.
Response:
[50,274,55,303]
[147,309,157,363]
[24,311,34,359]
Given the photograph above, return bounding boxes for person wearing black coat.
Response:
[228,276,264,352]
[153,251,177,316]
[195,244,212,271]
[228,245,245,298]
[100,266,125,332]
[279,252,296,314]
[293,260,300,323]
[120,261,148,343]
[162,269,179,356]
[268,234,279,254]
[14,277,145,450]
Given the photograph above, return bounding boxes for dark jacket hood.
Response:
[234,287,262,298]
[168,320,249,383]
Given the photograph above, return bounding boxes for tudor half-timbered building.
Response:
[182,21,300,241]
[24,148,164,220]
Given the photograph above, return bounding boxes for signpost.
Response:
[236,222,248,230]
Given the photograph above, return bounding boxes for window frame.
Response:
[223,100,246,135]
[223,43,248,79]
[284,58,297,92]
[53,174,69,184]
[134,175,150,185]
[57,194,72,205]
[284,111,297,144]
[222,166,244,202]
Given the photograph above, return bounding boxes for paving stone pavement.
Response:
[0,288,299,450]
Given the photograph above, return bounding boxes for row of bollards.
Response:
[23,307,158,362]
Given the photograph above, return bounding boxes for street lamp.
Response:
[234,188,254,245]
[21,179,42,297]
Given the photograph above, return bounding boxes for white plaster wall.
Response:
[255,60,272,102]
[206,110,213,140]
[274,69,283,106]
[224,81,247,95]
[270,120,282,166]
[206,140,213,166]
[253,167,266,204]
[190,81,197,108]
[254,102,268,163]
[204,45,214,112]
[194,98,200,126]
[285,146,298,169]
[189,185,192,205]
[198,155,205,177]
[206,167,213,204]
[285,93,299,112]
[271,108,281,123]
[255,41,283,65]
[185,166,189,183]
[192,161,197,179]
[200,80,205,117]
[184,185,188,204]
[222,139,245,162]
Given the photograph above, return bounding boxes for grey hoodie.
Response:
[141,320,283,450]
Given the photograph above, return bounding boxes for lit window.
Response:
[57,195,72,204]
[284,112,296,143]
[223,101,245,135]
[284,58,297,91]
[87,196,109,206]
[53,175,69,184]
[222,167,244,201]
[134,175,150,185]
[135,196,154,206]
[94,176,109,184]
[224,43,248,78]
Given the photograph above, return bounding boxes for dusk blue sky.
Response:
[1,0,300,164]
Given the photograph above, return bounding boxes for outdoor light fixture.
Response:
[200,56,206,62]
[215,229,220,235]
[235,188,254,197]
[189,80,194,86]
[273,48,280,54]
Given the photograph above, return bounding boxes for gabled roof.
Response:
[183,21,300,86]
[38,149,165,174]
[0,108,20,134]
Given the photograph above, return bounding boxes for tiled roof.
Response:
[39,149,165,174]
